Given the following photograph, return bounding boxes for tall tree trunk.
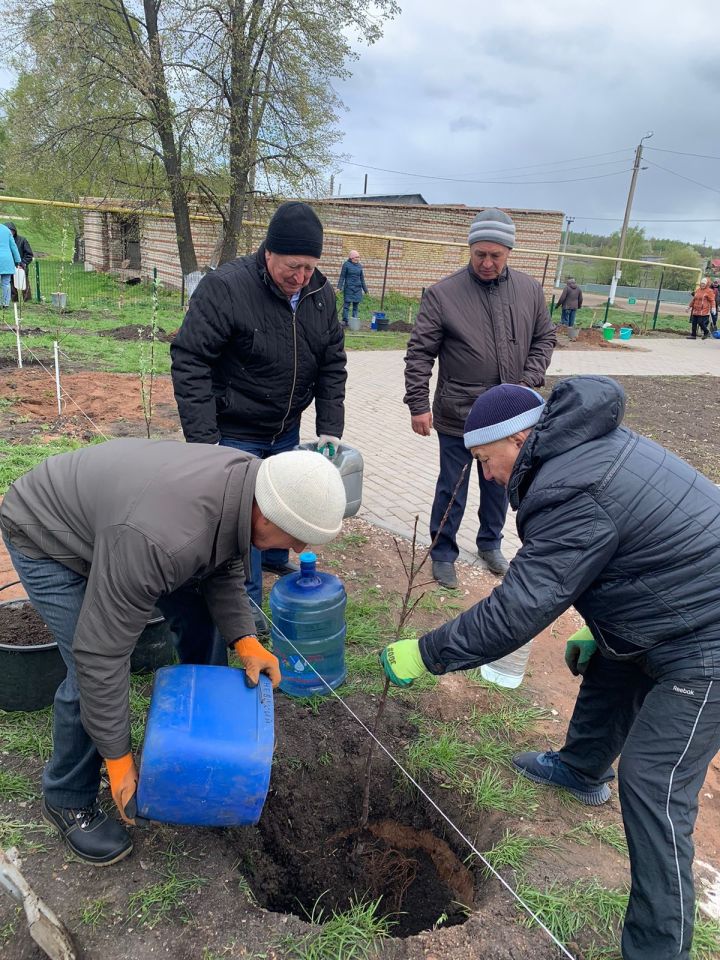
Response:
[143,0,198,275]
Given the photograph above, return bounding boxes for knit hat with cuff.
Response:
[255,450,346,544]
[464,384,545,449]
[266,201,323,258]
[468,207,516,249]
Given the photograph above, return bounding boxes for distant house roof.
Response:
[334,194,429,205]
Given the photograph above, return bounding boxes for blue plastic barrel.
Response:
[270,551,347,697]
[136,665,274,826]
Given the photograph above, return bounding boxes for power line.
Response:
[338,168,634,188]
[339,149,634,184]
[573,215,720,223]
[645,159,720,198]
[646,146,720,162]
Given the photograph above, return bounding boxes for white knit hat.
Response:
[255,450,346,544]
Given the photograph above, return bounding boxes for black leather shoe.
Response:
[261,559,300,575]
[431,560,458,589]
[478,549,510,576]
[42,798,132,866]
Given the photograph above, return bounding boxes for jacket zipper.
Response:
[272,284,322,442]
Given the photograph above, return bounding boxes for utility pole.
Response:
[555,215,574,287]
[363,173,368,195]
[609,131,653,305]
[329,174,334,198]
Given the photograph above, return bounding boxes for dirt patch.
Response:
[553,325,637,351]
[544,375,720,482]
[0,600,54,647]
[388,321,415,333]
[0,369,181,441]
[98,325,173,342]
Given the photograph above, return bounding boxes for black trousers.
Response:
[690,314,710,337]
[559,644,720,959]
[429,431,508,562]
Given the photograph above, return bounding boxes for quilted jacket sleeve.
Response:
[419,492,619,673]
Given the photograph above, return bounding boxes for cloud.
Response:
[449,116,489,132]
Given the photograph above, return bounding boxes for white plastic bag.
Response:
[13,266,26,292]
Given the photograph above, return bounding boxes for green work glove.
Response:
[317,435,341,460]
[380,636,428,687]
[564,625,597,677]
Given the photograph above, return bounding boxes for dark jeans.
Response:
[558,643,720,960]
[219,425,300,613]
[690,315,709,338]
[4,535,227,809]
[560,308,577,326]
[429,431,508,562]
[342,299,359,322]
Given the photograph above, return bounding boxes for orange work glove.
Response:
[233,635,281,688]
[105,753,139,825]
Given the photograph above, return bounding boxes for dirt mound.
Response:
[0,601,54,647]
[388,321,414,333]
[99,325,173,342]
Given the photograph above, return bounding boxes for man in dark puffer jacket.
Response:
[171,202,347,626]
[381,376,720,960]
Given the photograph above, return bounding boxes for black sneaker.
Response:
[42,797,133,866]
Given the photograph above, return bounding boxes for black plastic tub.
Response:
[0,587,67,712]
[131,613,177,674]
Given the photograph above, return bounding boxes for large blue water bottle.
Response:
[270,551,347,696]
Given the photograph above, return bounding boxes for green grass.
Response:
[459,767,539,815]
[129,676,151,752]
[0,769,37,801]
[127,858,206,928]
[345,590,393,646]
[0,437,95,493]
[549,301,687,336]
[0,815,53,852]
[0,707,54,758]
[468,702,549,739]
[476,829,556,874]
[280,895,392,959]
[405,724,514,783]
[80,897,111,928]
[567,820,629,856]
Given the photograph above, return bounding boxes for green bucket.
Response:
[602,327,615,341]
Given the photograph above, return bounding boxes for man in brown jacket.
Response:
[404,207,555,587]
[0,440,346,866]
[556,277,583,327]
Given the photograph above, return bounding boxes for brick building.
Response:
[81,198,564,298]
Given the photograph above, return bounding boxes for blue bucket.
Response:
[619,327,633,340]
[137,665,274,826]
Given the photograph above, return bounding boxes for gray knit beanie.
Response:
[468,208,515,249]
[255,450,346,545]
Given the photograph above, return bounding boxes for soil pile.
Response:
[0,601,54,647]
[99,325,173,342]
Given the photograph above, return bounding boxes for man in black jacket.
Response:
[171,202,347,627]
[381,376,720,960]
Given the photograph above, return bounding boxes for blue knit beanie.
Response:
[464,384,545,449]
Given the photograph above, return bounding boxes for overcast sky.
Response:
[333,0,718,244]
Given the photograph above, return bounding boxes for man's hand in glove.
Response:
[234,635,281,688]
[317,435,341,460]
[380,636,428,687]
[564,625,597,677]
[106,753,139,825]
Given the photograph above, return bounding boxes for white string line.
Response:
[2,320,110,440]
[249,597,577,960]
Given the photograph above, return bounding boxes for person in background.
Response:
[0,221,21,308]
[337,249,369,327]
[710,279,719,332]
[687,278,715,340]
[0,440,346,866]
[556,276,583,326]
[381,376,720,960]
[403,207,555,586]
[171,202,347,634]
[6,222,33,303]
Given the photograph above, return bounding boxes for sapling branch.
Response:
[358,463,469,832]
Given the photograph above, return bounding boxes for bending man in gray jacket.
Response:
[0,441,346,867]
[404,207,555,586]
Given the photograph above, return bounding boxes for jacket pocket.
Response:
[435,380,488,426]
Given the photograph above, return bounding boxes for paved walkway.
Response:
[302,338,720,566]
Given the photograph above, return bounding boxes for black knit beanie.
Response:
[464,384,545,449]
[266,202,323,258]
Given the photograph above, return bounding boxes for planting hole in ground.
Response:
[235,697,491,938]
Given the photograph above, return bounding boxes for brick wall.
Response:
[82,199,564,298]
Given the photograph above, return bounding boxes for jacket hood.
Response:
[508,376,625,508]
[5,222,16,234]
[566,280,577,289]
